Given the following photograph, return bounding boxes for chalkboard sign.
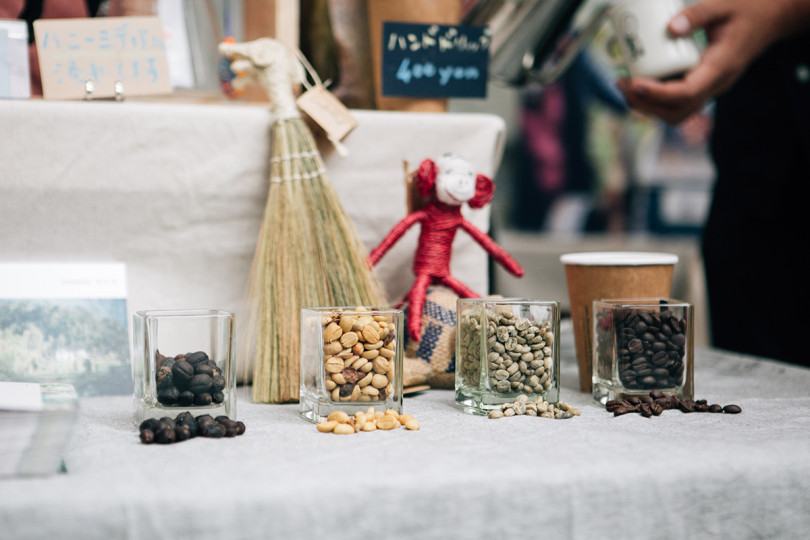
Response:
[381,22,490,99]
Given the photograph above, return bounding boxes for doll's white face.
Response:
[435,156,476,206]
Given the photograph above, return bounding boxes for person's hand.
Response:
[617,0,810,124]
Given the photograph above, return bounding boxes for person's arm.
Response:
[617,0,810,124]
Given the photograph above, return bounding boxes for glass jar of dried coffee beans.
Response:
[455,298,560,415]
[592,298,694,405]
[299,307,404,423]
[132,309,236,425]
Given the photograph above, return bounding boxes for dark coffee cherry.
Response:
[211,391,224,404]
[189,374,212,395]
[194,392,213,406]
[140,429,155,444]
[157,417,177,430]
[171,360,195,390]
[212,375,226,393]
[155,365,173,390]
[177,391,195,406]
[157,386,179,405]
[185,351,209,366]
[202,423,226,438]
[139,418,159,432]
[235,421,246,436]
[194,363,215,377]
[175,424,192,442]
[155,427,176,444]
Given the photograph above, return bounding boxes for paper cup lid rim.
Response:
[560,252,679,266]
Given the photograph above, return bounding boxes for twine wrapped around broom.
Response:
[219,38,386,403]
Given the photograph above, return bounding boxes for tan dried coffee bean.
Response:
[340,332,359,348]
[358,372,373,387]
[361,325,380,343]
[331,372,347,385]
[324,322,342,343]
[376,415,397,430]
[404,419,420,430]
[378,347,395,359]
[372,357,390,374]
[362,386,380,397]
[327,411,350,423]
[317,420,338,432]
[325,379,337,391]
[339,316,354,333]
[362,349,380,360]
[352,343,364,356]
[333,423,355,435]
[364,340,384,351]
[323,342,343,356]
[325,357,343,373]
[371,373,388,389]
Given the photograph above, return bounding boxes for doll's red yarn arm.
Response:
[367,210,427,266]
[459,219,524,277]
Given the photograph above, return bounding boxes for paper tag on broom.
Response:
[296,85,357,143]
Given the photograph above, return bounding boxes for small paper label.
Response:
[296,85,357,142]
[0,382,43,412]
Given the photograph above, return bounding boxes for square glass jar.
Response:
[132,309,235,425]
[299,307,404,423]
[456,298,560,415]
[592,298,694,405]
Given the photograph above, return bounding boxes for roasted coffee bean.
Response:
[640,404,652,417]
[723,404,742,414]
[185,351,209,366]
[651,402,664,416]
[709,404,724,413]
[678,399,696,413]
[177,391,195,406]
[613,406,632,416]
[140,429,155,444]
[194,392,213,406]
[235,421,246,435]
[189,374,213,395]
[171,360,195,389]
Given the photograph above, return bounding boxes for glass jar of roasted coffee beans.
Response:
[592,298,694,405]
[132,309,235,425]
[455,298,560,415]
[299,307,404,423]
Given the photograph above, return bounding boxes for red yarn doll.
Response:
[368,154,524,341]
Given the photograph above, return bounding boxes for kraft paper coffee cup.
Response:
[560,252,678,393]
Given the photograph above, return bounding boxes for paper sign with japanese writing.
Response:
[34,16,172,100]
[381,22,490,99]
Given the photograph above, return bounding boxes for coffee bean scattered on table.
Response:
[606,390,741,418]
[139,412,245,444]
[155,351,226,406]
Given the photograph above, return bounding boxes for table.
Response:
[2,325,808,540]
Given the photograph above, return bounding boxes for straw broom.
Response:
[219,38,386,403]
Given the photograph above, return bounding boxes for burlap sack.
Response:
[402,285,459,389]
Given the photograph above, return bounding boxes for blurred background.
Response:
[3,0,713,343]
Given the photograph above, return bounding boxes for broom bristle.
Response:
[245,118,386,403]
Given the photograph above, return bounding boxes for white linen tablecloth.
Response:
[0,98,505,320]
[1,325,808,540]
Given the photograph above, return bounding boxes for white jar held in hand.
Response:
[609,0,702,79]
